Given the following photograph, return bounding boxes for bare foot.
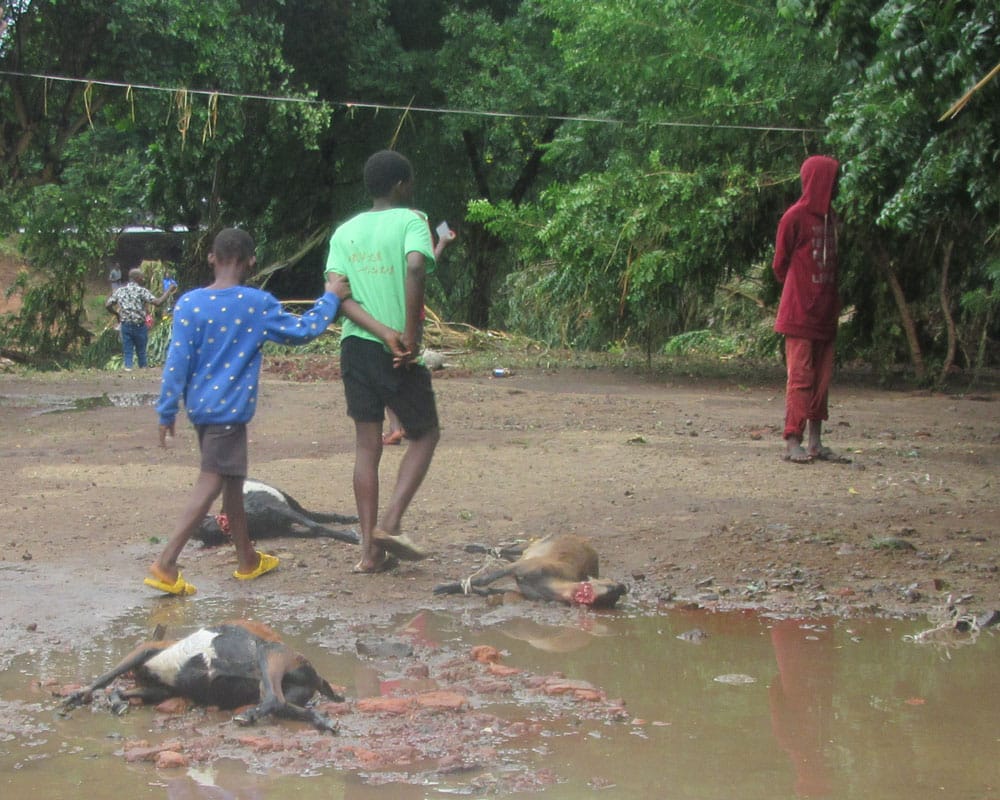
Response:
[784,443,813,463]
[352,551,396,573]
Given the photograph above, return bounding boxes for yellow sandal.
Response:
[144,565,197,596]
[234,551,279,580]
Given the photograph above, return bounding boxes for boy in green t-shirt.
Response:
[325,150,440,573]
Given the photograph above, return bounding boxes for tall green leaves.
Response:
[0,0,316,359]
[485,0,837,349]
[3,132,143,360]
[826,0,1000,378]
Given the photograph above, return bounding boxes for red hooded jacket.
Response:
[772,155,841,341]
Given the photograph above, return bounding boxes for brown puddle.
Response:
[0,392,157,415]
[1,597,997,799]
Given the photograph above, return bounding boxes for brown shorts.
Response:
[196,423,248,477]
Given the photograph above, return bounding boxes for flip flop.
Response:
[233,551,279,580]
[810,446,852,464]
[144,566,197,596]
[382,430,404,446]
[352,552,398,574]
[373,530,427,561]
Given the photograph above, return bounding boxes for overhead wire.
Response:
[0,68,825,134]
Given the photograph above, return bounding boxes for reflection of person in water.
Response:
[769,618,835,797]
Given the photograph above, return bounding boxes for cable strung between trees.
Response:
[0,68,826,134]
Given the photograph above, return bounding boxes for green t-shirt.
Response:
[324,207,435,345]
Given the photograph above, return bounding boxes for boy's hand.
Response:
[396,334,421,368]
[384,331,412,367]
[325,271,351,300]
[433,227,457,260]
[159,421,175,447]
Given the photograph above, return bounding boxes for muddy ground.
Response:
[1,359,997,641]
[1,359,997,787]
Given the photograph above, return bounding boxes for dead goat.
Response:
[195,479,359,546]
[59,621,344,732]
[434,534,627,608]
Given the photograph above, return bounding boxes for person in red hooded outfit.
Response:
[772,155,846,464]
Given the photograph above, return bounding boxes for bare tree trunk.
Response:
[465,224,503,330]
[938,238,957,384]
[460,125,559,329]
[876,244,925,381]
[975,301,994,384]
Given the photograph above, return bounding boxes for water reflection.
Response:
[769,618,834,797]
[1,604,997,799]
[164,763,268,799]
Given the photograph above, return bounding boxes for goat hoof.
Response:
[317,717,339,735]
[59,694,85,711]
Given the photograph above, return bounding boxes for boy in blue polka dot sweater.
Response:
[147,227,350,595]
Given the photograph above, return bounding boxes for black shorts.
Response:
[341,336,438,438]
[196,423,248,477]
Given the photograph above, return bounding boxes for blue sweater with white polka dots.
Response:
[156,285,340,427]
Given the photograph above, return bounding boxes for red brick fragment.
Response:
[155,751,189,769]
[470,645,501,664]
[155,697,190,714]
[415,690,467,711]
[356,695,415,715]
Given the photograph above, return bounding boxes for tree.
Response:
[4,131,144,360]
[0,0,326,358]
[428,0,570,328]
[472,0,840,351]
[825,0,1000,380]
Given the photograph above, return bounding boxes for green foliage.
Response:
[79,327,124,369]
[663,330,737,357]
[474,0,837,351]
[0,0,344,358]
[958,254,1000,375]
[0,132,134,360]
[262,329,342,357]
[486,148,777,351]
[1,0,997,377]
[824,0,1000,374]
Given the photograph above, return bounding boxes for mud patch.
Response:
[4,607,1000,798]
[47,620,627,792]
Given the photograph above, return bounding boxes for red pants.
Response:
[783,336,834,440]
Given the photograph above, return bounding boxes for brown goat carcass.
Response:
[434,534,627,608]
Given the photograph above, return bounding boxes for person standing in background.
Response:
[772,155,846,464]
[105,267,175,371]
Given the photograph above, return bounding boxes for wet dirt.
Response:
[0,362,998,790]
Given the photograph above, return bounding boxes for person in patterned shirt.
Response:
[147,228,351,596]
[105,268,176,370]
